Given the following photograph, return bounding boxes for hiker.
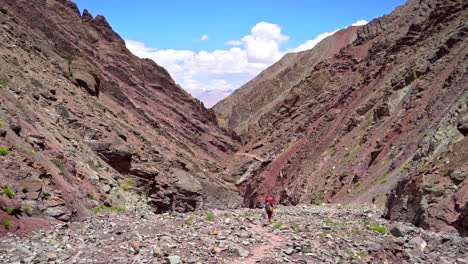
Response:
[263,196,275,223]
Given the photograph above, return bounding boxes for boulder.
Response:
[9,123,21,136]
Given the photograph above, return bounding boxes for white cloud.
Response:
[352,20,368,26]
[226,40,243,46]
[292,30,338,53]
[125,19,366,107]
[242,22,289,63]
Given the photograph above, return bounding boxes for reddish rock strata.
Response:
[0,0,241,236]
[215,0,467,234]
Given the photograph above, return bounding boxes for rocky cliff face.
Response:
[215,0,467,234]
[0,0,241,236]
[213,25,359,140]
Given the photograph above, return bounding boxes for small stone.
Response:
[213,247,222,254]
[232,246,249,257]
[408,236,427,255]
[390,225,405,237]
[9,123,21,136]
[130,241,140,253]
[368,242,381,252]
[153,247,163,257]
[0,129,6,137]
[47,252,58,261]
[284,248,295,255]
[166,255,181,264]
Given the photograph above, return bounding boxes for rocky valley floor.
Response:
[0,205,467,264]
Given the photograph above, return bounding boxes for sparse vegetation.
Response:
[354,182,361,188]
[273,222,283,229]
[22,186,29,193]
[126,178,135,185]
[380,179,388,184]
[442,170,453,177]
[88,193,95,200]
[3,186,14,198]
[311,192,325,204]
[5,208,13,215]
[96,205,125,213]
[41,192,51,199]
[205,213,216,221]
[362,119,372,130]
[23,205,32,216]
[0,148,10,155]
[400,161,411,173]
[121,184,129,191]
[0,121,5,127]
[330,146,338,156]
[2,220,11,229]
[185,216,194,226]
[223,212,230,217]
[370,224,388,233]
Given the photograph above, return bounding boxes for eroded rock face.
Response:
[0,0,240,236]
[215,0,467,234]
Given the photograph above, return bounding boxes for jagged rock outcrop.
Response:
[215,0,467,234]
[0,0,241,236]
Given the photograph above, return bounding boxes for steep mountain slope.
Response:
[0,0,240,236]
[216,0,467,234]
[213,26,359,140]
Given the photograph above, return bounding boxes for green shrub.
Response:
[380,179,388,184]
[2,220,11,229]
[273,222,283,229]
[0,148,10,155]
[3,186,14,198]
[88,193,95,200]
[0,121,4,126]
[93,209,101,214]
[22,186,29,193]
[223,212,230,217]
[126,178,135,185]
[108,206,125,212]
[442,170,453,177]
[205,213,215,221]
[375,194,381,197]
[185,216,194,226]
[41,192,51,199]
[354,182,361,188]
[5,208,13,215]
[23,205,32,216]
[96,205,125,212]
[371,224,388,233]
[121,184,129,191]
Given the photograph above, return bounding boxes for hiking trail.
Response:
[231,221,285,264]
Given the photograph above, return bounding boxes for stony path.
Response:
[0,204,467,264]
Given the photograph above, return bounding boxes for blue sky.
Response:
[73,0,406,107]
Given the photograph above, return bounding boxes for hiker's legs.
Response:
[267,211,273,222]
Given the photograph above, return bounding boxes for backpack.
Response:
[264,202,274,213]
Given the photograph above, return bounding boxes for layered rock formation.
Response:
[0,0,241,236]
[215,0,467,234]
[214,25,359,140]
